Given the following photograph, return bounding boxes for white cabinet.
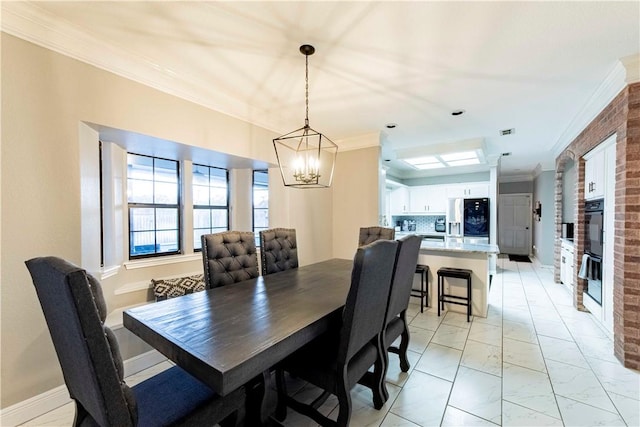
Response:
[390,187,409,214]
[409,185,447,213]
[582,135,616,334]
[584,149,605,200]
[560,240,575,289]
[447,182,489,198]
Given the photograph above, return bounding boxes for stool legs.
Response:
[412,267,429,313]
[423,270,429,309]
[437,269,472,322]
[468,279,472,321]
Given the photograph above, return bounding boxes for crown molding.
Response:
[499,173,534,183]
[0,2,279,135]
[335,132,381,152]
[621,53,640,84]
[532,163,555,179]
[551,60,627,158]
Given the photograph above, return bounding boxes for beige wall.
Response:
[332,146,381,260]
[1,33,363,407]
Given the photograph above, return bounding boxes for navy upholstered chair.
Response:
[358,226,395,247]
[201,231,259,288]
[275,239,399,426]
[259,228,298,276]
[25,256,245,427]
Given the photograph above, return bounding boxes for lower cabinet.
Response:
[560,240,575,289]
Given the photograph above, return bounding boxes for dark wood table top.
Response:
[124,258,353,396]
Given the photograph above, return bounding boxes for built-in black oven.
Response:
[585,199,603,257]
[584,199,603,305]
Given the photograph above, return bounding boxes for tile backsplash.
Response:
[392,215,445,233]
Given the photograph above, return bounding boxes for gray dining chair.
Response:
[25,256,245,427]
[355,234,422,404]
[275,239,399,427]
[358,226,395,247]
[201,231,259,288]
[383,235,423,372]
[259,228,298,275]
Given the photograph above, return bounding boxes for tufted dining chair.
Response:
[358,226,395,247]
[25,256,245,427]
[201,231,259,289]
[259,228,298,276]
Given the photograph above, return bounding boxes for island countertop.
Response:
[420,240,500,254]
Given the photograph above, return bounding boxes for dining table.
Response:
[123,258,353,424]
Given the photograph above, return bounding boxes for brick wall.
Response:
[555,82,640,369]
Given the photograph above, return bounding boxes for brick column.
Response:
[555,82,640,369]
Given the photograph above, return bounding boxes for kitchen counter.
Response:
[396,231,446,239]
[420,240,500,254]
[416,242,499,318]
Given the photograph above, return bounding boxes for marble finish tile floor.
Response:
[21,258,640,426]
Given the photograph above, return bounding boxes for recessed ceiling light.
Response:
[451,110,465,116]
[386,123,397,129]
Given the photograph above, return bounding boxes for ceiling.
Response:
[3,1,639,179]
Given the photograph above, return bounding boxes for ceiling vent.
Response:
[500,128,515,136]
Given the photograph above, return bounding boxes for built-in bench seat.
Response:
[106,273,206,330]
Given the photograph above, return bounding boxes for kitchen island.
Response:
[417,240,499,318]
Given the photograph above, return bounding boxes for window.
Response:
[253,170,269,244]
[193,165,229,250]
[127,154,180,258]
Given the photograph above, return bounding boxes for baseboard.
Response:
[0,350,166,426]
[530,255,553,269]
[0,384,71,427]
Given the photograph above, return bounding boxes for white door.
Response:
[498,194,532,255]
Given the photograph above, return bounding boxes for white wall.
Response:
[533,171,556,265]
[0,33,345,407]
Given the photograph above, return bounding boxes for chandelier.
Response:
[273,44,338,188]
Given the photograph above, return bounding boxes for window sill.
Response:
[124,253,201,270]
[100,264,121,280]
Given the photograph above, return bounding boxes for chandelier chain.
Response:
[305,53,309,127]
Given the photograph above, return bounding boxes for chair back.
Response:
[259,228,298,275]
[358,226,395,247]
[201,231,259,288]
[339,239,399,363]
[386,235,422,323]
[25,257,136,427]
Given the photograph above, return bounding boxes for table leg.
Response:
[246,370,272,426]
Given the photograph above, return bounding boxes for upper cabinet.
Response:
[389,181,490,215]
[409,185,447,213]
[447,182,489,199]
[584,149,606,200]
[389,187,410,214]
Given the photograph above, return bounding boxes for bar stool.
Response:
[411,264,429,312]
[437,267,473,322]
